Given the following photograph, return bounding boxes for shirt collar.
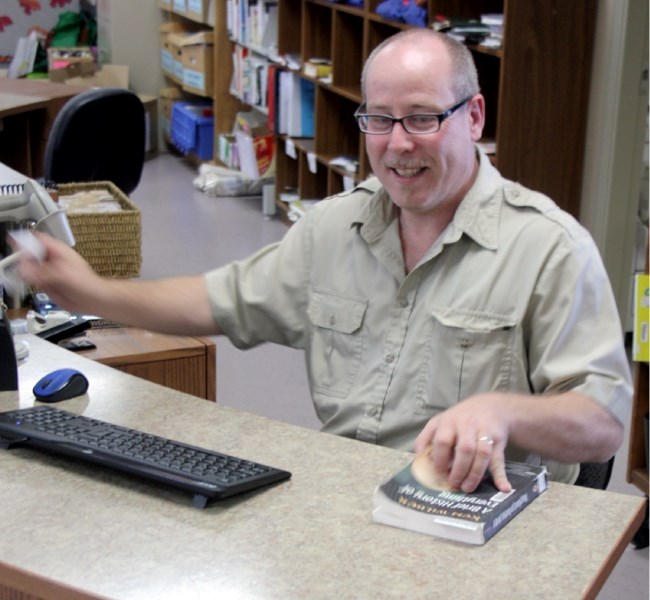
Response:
[450,148,502,250]
[350,147,502,250]
[351,178,396,244]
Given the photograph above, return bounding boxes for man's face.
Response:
[363,38,484,216]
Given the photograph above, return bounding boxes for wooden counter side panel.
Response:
[0,563,104,600]
[116,356,209,401]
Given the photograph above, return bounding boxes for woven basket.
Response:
[57,181,142,279]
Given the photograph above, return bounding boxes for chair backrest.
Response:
[574,458,615,490]
[44,87,145,195]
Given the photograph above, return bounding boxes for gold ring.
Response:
[477,435,495,445]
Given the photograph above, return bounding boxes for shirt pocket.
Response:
[307,290,367,399]
[413,307,528,416]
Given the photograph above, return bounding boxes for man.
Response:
[15,30,631,494]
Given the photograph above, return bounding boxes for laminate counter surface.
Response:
[0,335,644,600]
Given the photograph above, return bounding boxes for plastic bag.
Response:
[193,164,271,197]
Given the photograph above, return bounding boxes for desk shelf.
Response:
[83,327,216,402]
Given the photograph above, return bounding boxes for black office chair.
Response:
[43,87,146,195]
[574,457,615,490]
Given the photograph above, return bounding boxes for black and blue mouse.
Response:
[33,368,89,403]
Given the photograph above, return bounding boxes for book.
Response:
[298,78,315,138]
[303,58,333,80]
[282,72,315,138]
[373,457,548,545]
[633,273,649,361]
[276,69,291,135]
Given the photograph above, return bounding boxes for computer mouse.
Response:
[33,368,89,403]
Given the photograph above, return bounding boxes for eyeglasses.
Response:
[354,97,472,135]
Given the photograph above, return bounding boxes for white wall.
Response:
[580,0,649,328]
[0,1,81,56]
[95,0,165,97]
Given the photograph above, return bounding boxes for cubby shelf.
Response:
[211,1,596,220]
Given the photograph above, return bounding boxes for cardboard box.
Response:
[166,32,188,85]
[159,86,187,139]
[172,0,187,16]
[63,64,129,89]
[186,0,215,25]
[48,47,96,82]
[170,30,214,97]
[160,22,186,79]
[218,133,239,169]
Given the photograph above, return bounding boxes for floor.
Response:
[131,152,649,599]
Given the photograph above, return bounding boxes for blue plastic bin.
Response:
[171,103,214,160]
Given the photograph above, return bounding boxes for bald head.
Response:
[361,30,480,103]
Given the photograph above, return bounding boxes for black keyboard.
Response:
[0,406,291,508]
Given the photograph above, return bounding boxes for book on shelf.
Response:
[329,155,359,173]
[295,77,315,138]
[303,58,333,80]
[227,1,278,51]
[277,71,315,138]
[373,455,548,545]
[432,15,492,44]
[235,131,275,179]
[478,14,504,50]
[276,70,291,135]
[633,273,649,362]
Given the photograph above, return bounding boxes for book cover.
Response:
[633,273,649,361]
[373,457,548,545]
[303,58,333,80]
[286,74,315,138]
[299,78,315,138]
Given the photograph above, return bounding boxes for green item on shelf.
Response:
[50,11,97,48]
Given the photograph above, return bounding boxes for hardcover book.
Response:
[373,456,548,545]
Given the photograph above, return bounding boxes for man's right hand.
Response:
[11,232,104,314]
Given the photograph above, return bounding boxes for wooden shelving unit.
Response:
[628,361,649,494]
[238,0,595,220]
[187,1,597,220]
[159,1,236,166]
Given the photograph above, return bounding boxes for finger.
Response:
[429,425,457,482]
[414,416,439,454]
[488,447,511,493]
[458,435,495,492]
[9,230,46,262]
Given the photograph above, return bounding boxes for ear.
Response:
[467,94,486,142]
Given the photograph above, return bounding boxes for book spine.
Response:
[483,471,547,541]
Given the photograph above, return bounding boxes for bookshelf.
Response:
[151,1,596,221]
[217,1,596,220]
[628,360,649,495]
[159,1,239,164]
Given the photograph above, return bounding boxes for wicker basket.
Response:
[57,181,141,279]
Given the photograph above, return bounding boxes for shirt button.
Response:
[329,315,336,325]
[385,353,395,364]
[399,298,409,308]
[367,407,377,417]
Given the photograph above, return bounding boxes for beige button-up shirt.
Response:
[205,150,632,482]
